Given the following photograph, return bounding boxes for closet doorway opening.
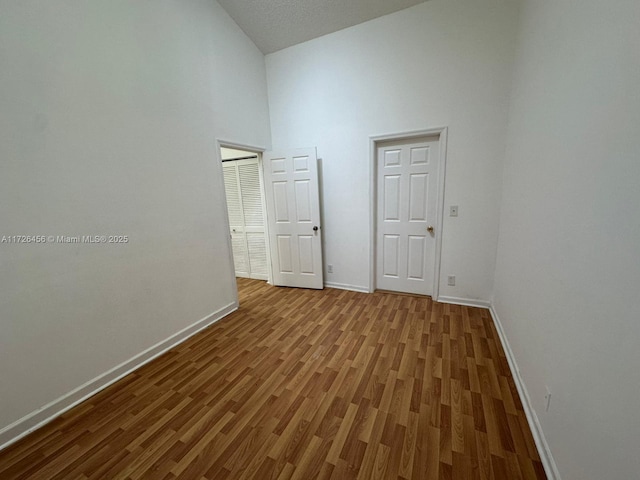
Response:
[219,144,271,292]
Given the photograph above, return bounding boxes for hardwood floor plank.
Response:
[369,443,391,480]
[0,279,545,479]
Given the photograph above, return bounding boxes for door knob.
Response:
[427,225,434,233]
[313,226,319,231]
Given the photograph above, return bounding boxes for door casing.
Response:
[216,139,272,307]
[369,127,448,300]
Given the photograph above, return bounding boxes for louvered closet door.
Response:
[222,158,268,280]
[223,162,250,278]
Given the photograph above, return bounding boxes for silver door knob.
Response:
[427,225,434,233]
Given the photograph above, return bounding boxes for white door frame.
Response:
[369,127,448,300]
[215,139,272,306]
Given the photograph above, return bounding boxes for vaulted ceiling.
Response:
[217,0,429,54]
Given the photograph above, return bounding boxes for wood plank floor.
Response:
[0,279,546,479]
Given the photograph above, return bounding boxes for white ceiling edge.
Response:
[217,0,429,54]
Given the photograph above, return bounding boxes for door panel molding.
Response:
[369,127,448,299]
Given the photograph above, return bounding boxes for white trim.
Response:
[256,151,273,286]
[436,296,491,309]
[216,139,267,155]
[489,305,561,480]
[324,282,370,293]
[432,128,448,302]
[369,127,448,298]
[0,302,237,453]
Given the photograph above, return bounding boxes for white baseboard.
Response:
[488,305,561,480]
[436,295,491,308]
[0,301,238,452]
[324,281,370,294]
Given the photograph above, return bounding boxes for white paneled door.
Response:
[376,136,440,295]
[263,148,323,289]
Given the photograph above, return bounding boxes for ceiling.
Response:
[217,0,429,54]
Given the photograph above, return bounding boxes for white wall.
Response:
[493,0,640,478]
[0,0,270,442]
[266,0,520,299]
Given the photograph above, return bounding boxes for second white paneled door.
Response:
[376,136,440,295]
[263,148,323,289]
